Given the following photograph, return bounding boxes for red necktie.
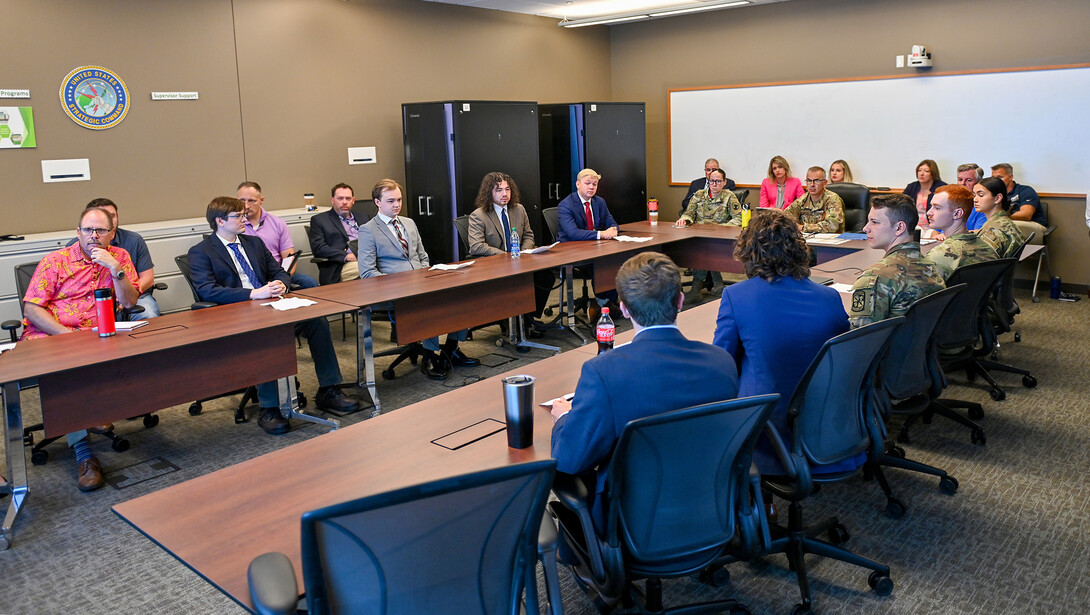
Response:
[584,201,594,230]
[390,220,409,258]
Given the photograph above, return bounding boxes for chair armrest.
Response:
[538,511,558,555]
[536,513,563,615]
[247,552,299,615]
[749,465,773,553]
[550,472,623,599]
[1044,224,1056,239]
[2,319,21,343]
[152,282,168,291]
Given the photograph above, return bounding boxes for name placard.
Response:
[150,91,199,101]
[0,89,30,99]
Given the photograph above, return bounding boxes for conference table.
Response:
[0,296,353,550]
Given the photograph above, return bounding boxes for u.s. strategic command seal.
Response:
[59,65,130,130]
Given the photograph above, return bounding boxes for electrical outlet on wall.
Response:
[896,55,905,68]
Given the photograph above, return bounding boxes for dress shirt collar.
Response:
[633,324,679,339]
[377,212,397,226]
[493,203,510,220]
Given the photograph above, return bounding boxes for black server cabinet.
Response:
[538,103,647,226]
[403,101,541,264]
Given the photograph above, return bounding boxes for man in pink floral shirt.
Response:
[21,207,139,491]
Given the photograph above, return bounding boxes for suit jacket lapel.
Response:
[328,209,349,240]
[379,217,400,253]
[207,237,238,282]
[241,237,267,285]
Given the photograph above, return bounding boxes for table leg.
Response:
[503,316,559,354]
[277,377,338,431]
[1,382,28,550]
[356,306,380,416]
[563,265,589,345]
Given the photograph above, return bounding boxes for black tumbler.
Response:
[502,375,535,449]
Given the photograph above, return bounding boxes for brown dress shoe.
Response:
[78,457,105,492]
[87,424,115,434]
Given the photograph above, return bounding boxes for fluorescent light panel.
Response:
[650,1,749,17]
[561,1,750,27]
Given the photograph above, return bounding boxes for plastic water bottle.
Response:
[596,307,615,354]
[509,225,521,259]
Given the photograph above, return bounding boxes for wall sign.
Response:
[59,65,130,130]
[0,107,36,148]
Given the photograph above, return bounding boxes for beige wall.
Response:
[610,0,1090,285]
[3,0,609,232]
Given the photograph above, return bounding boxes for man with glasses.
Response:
[784,166,845,233]
[956,163,987,231]
[20,206,141,491]
[680,157,735,217]
[188,196,360,435]
[237,181,318,289]
[674,168,744,301]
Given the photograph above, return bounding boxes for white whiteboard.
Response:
[669,66,1090,194]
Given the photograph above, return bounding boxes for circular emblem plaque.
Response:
[59,65,130,130]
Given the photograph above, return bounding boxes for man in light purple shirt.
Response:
[237,181,317,289]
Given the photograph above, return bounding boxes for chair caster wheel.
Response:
[827,523,850,544]
[516,346,531,354]
[234,413,248,425]
[495,339,504,347]
[1032,296,1040,303]
[111,437,130,453]
[989,387,1005,401]
[696,565,730,588]
[297,392,307,408]
[0,534,9,551]
[939,476,959,495]
[188,402,202,416]
[1014,332,1021,342]
[1022,375,1037,388]
[885,498,906,519]
[791,603,815,615]
[971,429,986,446]
[543,307,553,317]
[143,414,159,428]
[968,405,984,420]
[381,369,396,380]
[31,450,49,465]
[887,445,906,459]
[868,571,894,596]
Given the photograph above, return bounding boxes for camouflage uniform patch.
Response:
[977,210,1025,258]
[928,233,999,280]
[678,188,744,226]
[848,241,945,328]
[784,190,845,233]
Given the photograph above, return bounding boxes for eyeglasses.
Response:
[78,227,111,236]
[708,179,726,185]
[804,178,827,185]
[225,213,245,220]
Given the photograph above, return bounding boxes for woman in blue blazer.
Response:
[712,209,853,475]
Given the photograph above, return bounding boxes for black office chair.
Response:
[550,395,778,614]
[540,206,592,326]
[761,318,902,615]
[825,182,870,232]
[990,232,1032,344]
[938,259,1035,403]
[1,261,156,465]
[730,188,751,205]
[868,285,965,519]
[247,460,558,615]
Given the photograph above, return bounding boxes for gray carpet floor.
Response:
[1,286,1088,614]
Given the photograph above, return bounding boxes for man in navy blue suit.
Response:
[557,168,620,320]
[549,252,740,530]
[679,157,735,217]
[187,196,359,434]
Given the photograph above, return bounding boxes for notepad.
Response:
[429,261,474,271]
[524,242,558,254]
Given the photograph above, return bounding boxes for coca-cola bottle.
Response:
[596,307,615,354]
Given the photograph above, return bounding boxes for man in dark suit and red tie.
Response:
[188,196,360,435]
[556,168,620,321]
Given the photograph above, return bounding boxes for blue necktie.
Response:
[501,208,512,252]
[228,242,261,288]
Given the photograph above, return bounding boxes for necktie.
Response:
[390,219,409,258]
[501,208,512,252]
[228,242,261,288]
[584,201,594,230]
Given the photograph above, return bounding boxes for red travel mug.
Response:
[94,288,116,337]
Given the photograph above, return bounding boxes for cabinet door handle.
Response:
[418,196,425,216]
[425,196,433,216]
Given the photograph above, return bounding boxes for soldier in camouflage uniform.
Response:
[849,193,945,328]
[676,169,744,227]
[926,185,998,279]
[972,176,1026,258]
[675,169,741,299]
[784,167,845,233]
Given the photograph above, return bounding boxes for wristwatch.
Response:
[113,270,124,280]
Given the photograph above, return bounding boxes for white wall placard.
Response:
[0,89,30,99]
[151,91,199,101]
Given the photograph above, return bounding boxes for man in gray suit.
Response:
[358,179,479,380]
[467,171,554,324]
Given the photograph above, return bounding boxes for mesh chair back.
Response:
[789,318,901,466]
[173,254,203,304]
[881,285,964,400]
[730,188,751,204]
[826,182,870,232]
[934,259,1012,350]
[995,232,1032,318]
[605,395,778,567]
[454,215,472,257]
[299,460,555,615]
[541,207,559,244]
[13,261,40,317]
